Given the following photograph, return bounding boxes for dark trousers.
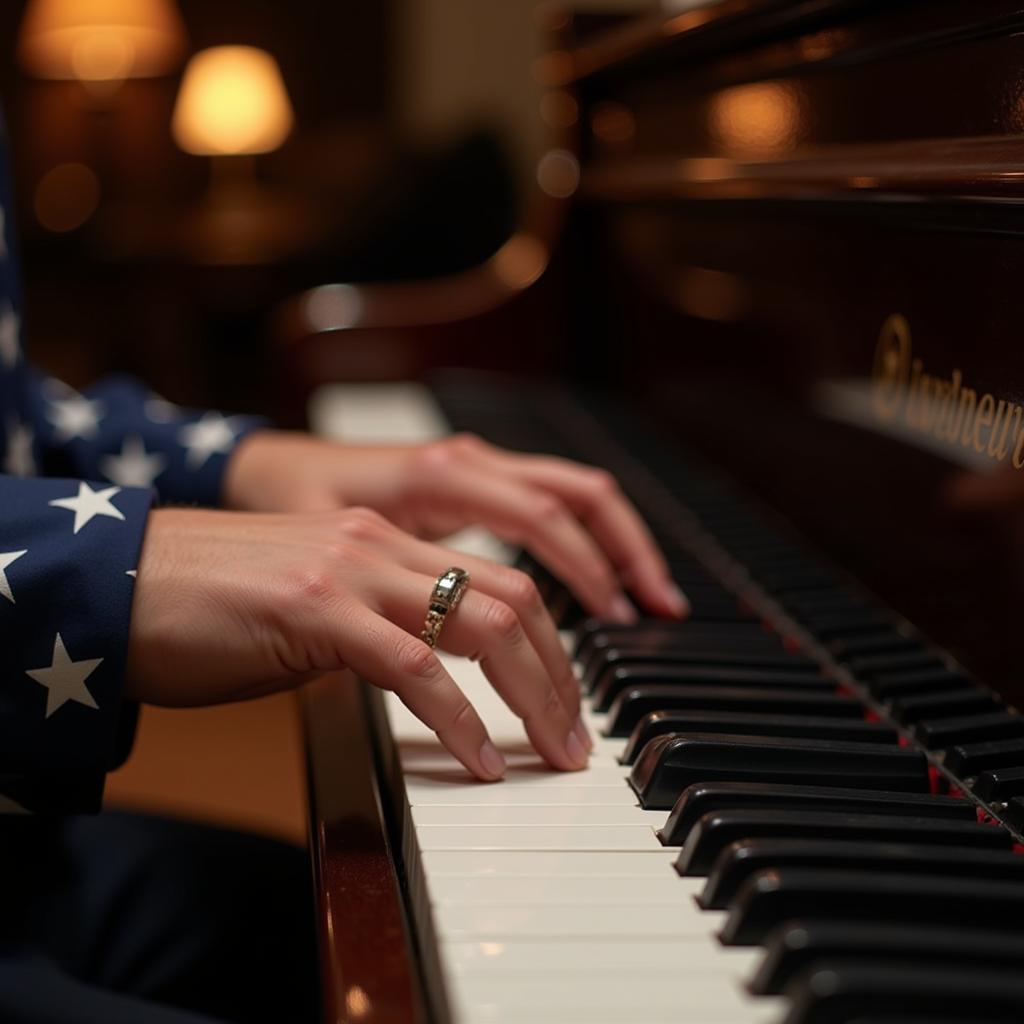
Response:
[0,813,320,1023]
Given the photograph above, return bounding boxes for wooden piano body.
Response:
[297,2,1024,1020]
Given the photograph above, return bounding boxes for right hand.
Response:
[126,506,592,781]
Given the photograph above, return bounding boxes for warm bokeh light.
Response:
[18,0,187,82]
[709,81,803,159]
[490,233,548,290]
[536,149,580,198]
[172,46,294,157]
[34,162,100,232]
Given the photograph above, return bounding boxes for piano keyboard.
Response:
[311,381,1024,1024]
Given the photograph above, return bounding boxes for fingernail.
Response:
[478,740,507,780]
[609,593,638,624]
[574,714,594,752]
[664,583,690,618]
[565,728,589,769]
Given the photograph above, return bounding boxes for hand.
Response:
[223,431,687,622]
[127,506,592,781]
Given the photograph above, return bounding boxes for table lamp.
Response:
[171,46,302,264]
[172,46,294,165]
[18,0,187,90]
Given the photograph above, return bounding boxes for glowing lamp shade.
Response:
[18,0,187,82]
[172,47,294,157]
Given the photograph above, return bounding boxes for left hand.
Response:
[223,430,688,623]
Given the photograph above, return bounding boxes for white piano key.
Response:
[433,902,726,940]
[416,824,661,851]
[421,874,691,905]
[402,764,634,788]
[441,938,761,977]
[421,850,678,877]
[411,803,664,827]
[405,783,633,806]
[450,973,785,1024]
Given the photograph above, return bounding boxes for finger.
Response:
[377,532,583,724]
[331,601,507,781]
[430,462,635,623]
[498,453,688,619]
[375,570,588,771]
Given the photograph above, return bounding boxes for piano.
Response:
[294,2,1024,1021]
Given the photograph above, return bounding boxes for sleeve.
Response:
[0,473,154,813]
[23,370,270,508]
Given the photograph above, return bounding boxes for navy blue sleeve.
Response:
[0,113,266,813]
[23,369,269,508]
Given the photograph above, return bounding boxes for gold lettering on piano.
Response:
[872,313,1024,469]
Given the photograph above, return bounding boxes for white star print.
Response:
[179,412,238,469]
[100,435,166,488]
[145,396,180,423]
[126,569,137,578]
[26,633,101,718]
[47,393,105,443]
[49,481,125,534]
[0,302,18,369]
[0,550,27,604]
[3,418,35,477]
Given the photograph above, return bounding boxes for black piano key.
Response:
[659,783,973,847]
[800,610,897,641]
[752,920,1024,996]
[888,689,1000,726]
[969,765,1024,803]
[782,961,1024,1024]
[845,651,946,680]
[721,869,1024,946]
[866,668,973,700]
[942,736,1024,777]
[622,712,896,765]
[1001,796,1024,831]
[582,645,818,692]
[607,686,863,739]
[574,621,782,672]
[914,710,1024,749]
[830,633,921,661]
[630,734,930,810]
[675,809,1007,877]
[593,665,836,712]
[783,592,871,615]
[699,838,1024,909]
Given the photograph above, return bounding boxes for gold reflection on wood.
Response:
[709,81,803,159]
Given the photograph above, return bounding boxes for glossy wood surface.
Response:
[303,673,429,1024]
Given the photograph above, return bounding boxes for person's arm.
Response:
[22,370,268,508]
[0,472,153,813]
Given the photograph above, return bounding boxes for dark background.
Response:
[0,0,518,416]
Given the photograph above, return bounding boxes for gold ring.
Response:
[421,567,471,649]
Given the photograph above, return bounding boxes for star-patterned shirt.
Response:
[0,115,267,814]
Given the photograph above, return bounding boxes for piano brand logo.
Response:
[871,313,1024,468]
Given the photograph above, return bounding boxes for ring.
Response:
[420,567,471,649]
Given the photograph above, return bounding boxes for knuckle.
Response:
[587,467,619,497]
[541,684,563,716]
[449,698,477,733]
[395,636,440,679]
[338,506,389,543]
[481,599,523,645]
[449,431,484,454]
[530,495,565,524]
[503,568,542,610]
[288,566,338,611]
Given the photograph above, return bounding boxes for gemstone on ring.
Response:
[421,567,470,648]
